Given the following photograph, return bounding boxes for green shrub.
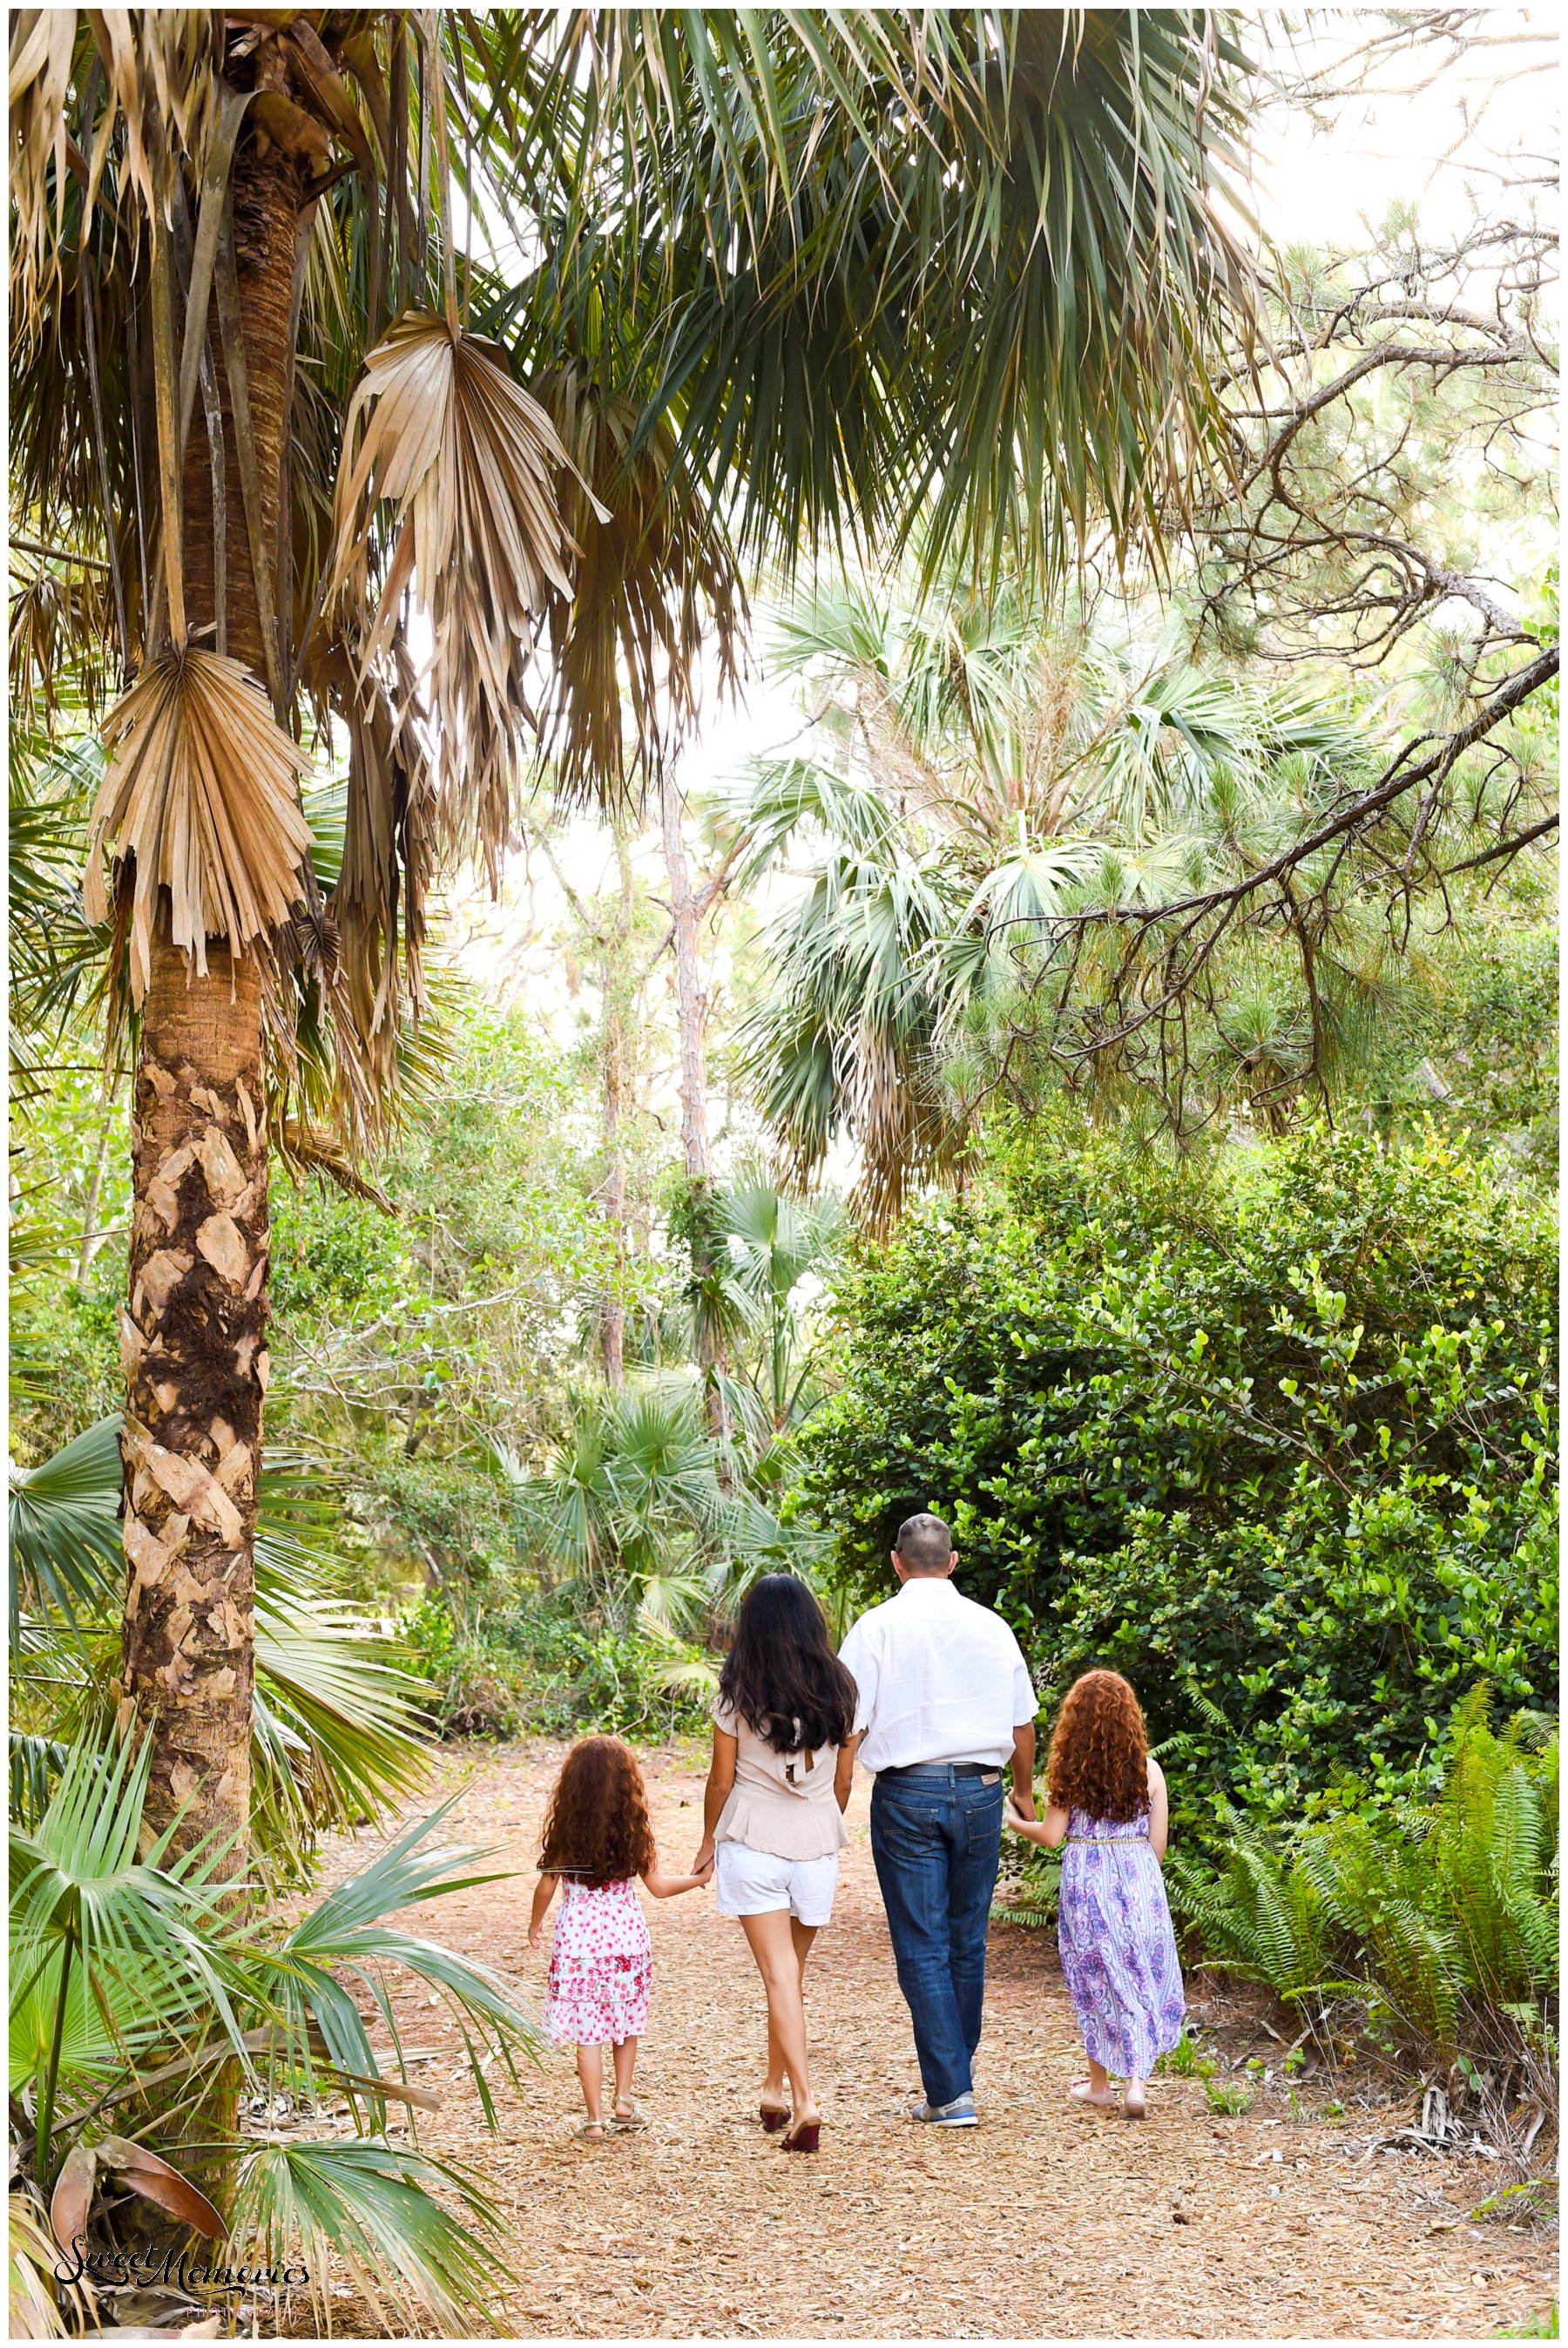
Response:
[802,1125,1556,1837]
[1168,1693,1558,2069]
[400,1593,716,1745]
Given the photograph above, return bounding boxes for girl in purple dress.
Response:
[1004,1669,1184,2119]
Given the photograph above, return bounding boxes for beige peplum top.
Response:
[712,1698,849,1863]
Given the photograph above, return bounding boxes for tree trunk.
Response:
[599,828,636,1388]
[119,129,303,1867]
[120,947,267,1857]
[659,767,713,1185]
[658,769,733,1434]
[75,1079,117,1286]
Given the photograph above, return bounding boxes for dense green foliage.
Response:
[1167,1692,1558,2073]
[802,1123,1556,1837]
[400,1594,713,1745]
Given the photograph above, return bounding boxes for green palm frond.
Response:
[227,2138,508,2338]
[8,1418,125,1648]
[267,1797,536,2125]
[10,1420,431,1864]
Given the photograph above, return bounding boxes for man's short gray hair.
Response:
[896,1512,954,1573]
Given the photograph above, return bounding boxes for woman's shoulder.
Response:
[1146,1755,1166,1789]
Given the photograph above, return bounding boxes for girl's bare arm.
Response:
[692,1724,737,1871]
[1146,1758,1169,1863]
[642,1855,714,1898]
[1004,1795,1069,1849]
[528,1872,560,1946]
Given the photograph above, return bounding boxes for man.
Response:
[840,1512,1037,2128]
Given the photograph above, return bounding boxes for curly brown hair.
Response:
[537,1736,657,1887]
[1046,1671,1150,1823]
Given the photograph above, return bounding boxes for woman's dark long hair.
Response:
[719,1574,858,1755]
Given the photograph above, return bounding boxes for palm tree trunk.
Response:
[659,768,731,1426]
[75,1077,117,1285]
[599,828,636,1387]
[119,132,304,1867]
[659,767,712,1186]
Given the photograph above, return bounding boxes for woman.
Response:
[693,1574,858,2153]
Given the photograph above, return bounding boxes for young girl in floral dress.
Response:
[1003,1669,1184,2119]
[529,1736,712,2139]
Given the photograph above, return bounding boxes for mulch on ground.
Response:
[303,1741,1557,2338]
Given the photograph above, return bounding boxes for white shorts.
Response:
[714,1842,840,1927]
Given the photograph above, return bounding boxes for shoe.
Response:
[909,2094,977,2128]
[759,2101,790,2133]
[781,2119,821,2153]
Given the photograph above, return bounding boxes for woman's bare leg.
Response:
[741,1910,820,2126]
[762,1922,818,2108]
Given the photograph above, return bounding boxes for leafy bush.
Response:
[802,1124,1556,1838]
[1167,1693,1558,2070]
[400,1593,716,1745]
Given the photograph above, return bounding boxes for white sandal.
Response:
[1069,2080,1117,2108]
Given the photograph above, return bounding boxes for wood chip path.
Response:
[312,1742,1556,2338]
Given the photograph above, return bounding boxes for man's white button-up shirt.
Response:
[838,1574,1037,1773]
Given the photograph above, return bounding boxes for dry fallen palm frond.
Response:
[328,311,603,883]
[84,647,314,1002]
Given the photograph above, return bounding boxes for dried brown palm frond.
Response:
[10,10,223,323]
[84,647,313,1002]
[530,361,747,809]
[9,555,116,732]
[8,8,79,314]
[327,310,601,881]
[333,632,437,1084]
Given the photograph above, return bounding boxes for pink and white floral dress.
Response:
[544,1876,652,2046]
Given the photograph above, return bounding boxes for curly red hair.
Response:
[1046,1670,1150,1823]
[538,1736,657,1887]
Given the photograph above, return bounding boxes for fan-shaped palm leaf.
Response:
[327,312,602,878]
[83,650,314,1004]
[228,2138,506,2338]
[10,1420,430,1858]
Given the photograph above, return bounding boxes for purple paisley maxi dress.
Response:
[1058,1808,1185,2079]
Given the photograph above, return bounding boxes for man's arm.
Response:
[1009,1722,1037,1819]
[838,1621,876,1764]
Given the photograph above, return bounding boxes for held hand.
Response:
[1004,1794,1037,1831]
[692,1838,716,1877]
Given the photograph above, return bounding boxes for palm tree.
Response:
[731,584,1369,1216]
[9,8,1255,1868]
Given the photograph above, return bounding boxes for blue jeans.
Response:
[870,1768,1005,2108]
